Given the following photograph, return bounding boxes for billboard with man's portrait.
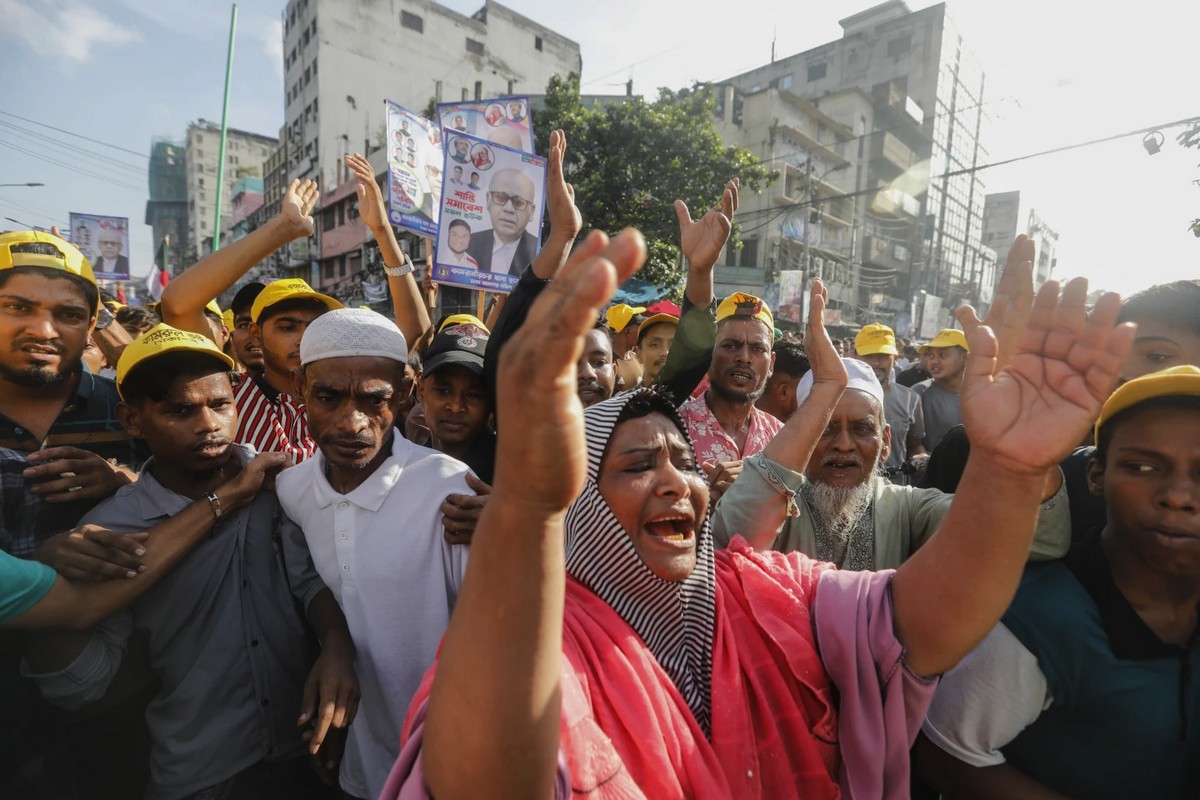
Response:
[437,96,535,155]
[433,131,546,295]
[69,213,130,280]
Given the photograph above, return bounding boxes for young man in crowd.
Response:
[416,322,495,484]
[22,325,357,800]
[604,303,645,391]
[854,322,928,482]
[635,310,679,387]
[281,308,471,800]
[577,323,617,408]
[755,339,809,422]
[915,365,1200,799]
[912,327,968,450]
[227,282,266,374]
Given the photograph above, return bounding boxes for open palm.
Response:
[282,178,319,237]
[960,278,1133,473]
[676,178,739,273]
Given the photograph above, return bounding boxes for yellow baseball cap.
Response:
[636,312,679,344]
[0,230,98,308]
[855,323,899,356]
[716,292,774,332]
[115,323,235,399]
[221,309,235,331]
[918,328,969,354]
[605,303,646,334]
[250,278,342,322]
[439,313,489,334]
[1094,365,1200,443]
[204,299,222,318]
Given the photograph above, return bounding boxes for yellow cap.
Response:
[439,313,490,334]
[250,279,342,322]
[0,230,98,309]
[221,309,235,331]
[716,292,773,332]
[855,323,898,356]
[636,313,679,343]
[918,328,969,354]
[605,303,646,333]
[1094,365,1200,443]
[115,323,235,399]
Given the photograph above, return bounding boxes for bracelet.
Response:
[384,255,417,278]
[206,491,224,520]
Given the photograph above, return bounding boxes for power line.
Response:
[0,109,149,159]
[0,120,148,177]
[0,138,145,194]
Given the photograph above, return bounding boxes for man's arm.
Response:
[345,153,430,347]
[891,281,1133,677]
[4,452,291,630]
[160,180,318,340]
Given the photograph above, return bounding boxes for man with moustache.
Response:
[576,323,617,408]
[854,322,927,482]
[280,308,470,800]
[23,326,356,800]
[465,168,539,275]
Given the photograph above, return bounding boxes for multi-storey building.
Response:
[184,119,278,263]
[982,190,1059,289]
[280,0,581,291]
[144,138,188,277]
[717,0,991,334]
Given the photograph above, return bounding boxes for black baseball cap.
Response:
[422,323,488,377]
[230,282,267,316]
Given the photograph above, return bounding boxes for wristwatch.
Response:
[94,305,115,330]
[384,253,417,278]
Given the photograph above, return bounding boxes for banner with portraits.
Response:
[437,96,534,155]
[433,131,546,294]
[385,101,444,238]
[69,213,130,279]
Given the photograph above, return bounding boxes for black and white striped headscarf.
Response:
[565,389,717,734]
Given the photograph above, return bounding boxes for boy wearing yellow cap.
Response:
[917,366,1200,798]
[854,322,928,481]
[912,327,969,451]
[24,325,355,800]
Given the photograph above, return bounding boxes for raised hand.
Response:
[280,178,320,239]
[546,130,581,242]
[346,153,388,232]
[493,229,646,511]
[958,278,1134,475]
[982,234,1037,372]
[803,278,849,389]
[675,178,739,275]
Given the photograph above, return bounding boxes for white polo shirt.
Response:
[278,432,470,800]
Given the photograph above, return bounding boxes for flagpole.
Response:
[212,3,238,252]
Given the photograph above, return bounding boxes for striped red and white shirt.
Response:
[232,372,316,462]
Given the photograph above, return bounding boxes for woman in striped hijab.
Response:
[380,229,1133,799]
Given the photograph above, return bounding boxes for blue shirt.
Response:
[0,550,55,625]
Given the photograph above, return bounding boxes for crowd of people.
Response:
[1,127,1198,800]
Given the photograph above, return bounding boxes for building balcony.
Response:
[863,234,912,272]
[869,131,918,177]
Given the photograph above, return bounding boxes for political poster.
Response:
[433,130,546,295]
[385,101,444,237]
[437,96,534,154]
[777,270,805,324]
[69,213,130,279]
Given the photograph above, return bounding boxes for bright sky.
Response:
[0,0,1196,296]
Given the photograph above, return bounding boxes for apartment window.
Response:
[312,57,317,75]
[301,29,309,47]
[323,208,336,232]
[198,177,205,187]
[303,67,310,86]
[466,38,484,56]
[506,80,514,94]
[740,238,759,268]
[474,81,482,100]
[807,62,827,82]
[401,11,423,33]
[779,74,793,91]
[534,35,543,51]
[887,34,912,58]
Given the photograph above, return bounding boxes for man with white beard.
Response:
[713,358,1072,569]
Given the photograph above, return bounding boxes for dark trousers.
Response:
[182,756,335,800]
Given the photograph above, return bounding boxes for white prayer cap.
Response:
[795,357,885,409]
[299,307,408,366]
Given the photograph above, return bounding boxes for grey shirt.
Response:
[883,382,925,471]
[25,446,313,800]
[912,379,962,452]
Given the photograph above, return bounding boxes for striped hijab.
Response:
[565,390,717,734]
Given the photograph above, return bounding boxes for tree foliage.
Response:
[532,73,775,291]
[1181,122,1200,238]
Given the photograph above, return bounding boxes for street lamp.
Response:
[0,182,45,188]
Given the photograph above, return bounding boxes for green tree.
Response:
[532,73,775,292]
[1180,122,1200,237]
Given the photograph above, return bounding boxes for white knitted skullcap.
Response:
[299,307,408,366]
[795,357,885,409]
